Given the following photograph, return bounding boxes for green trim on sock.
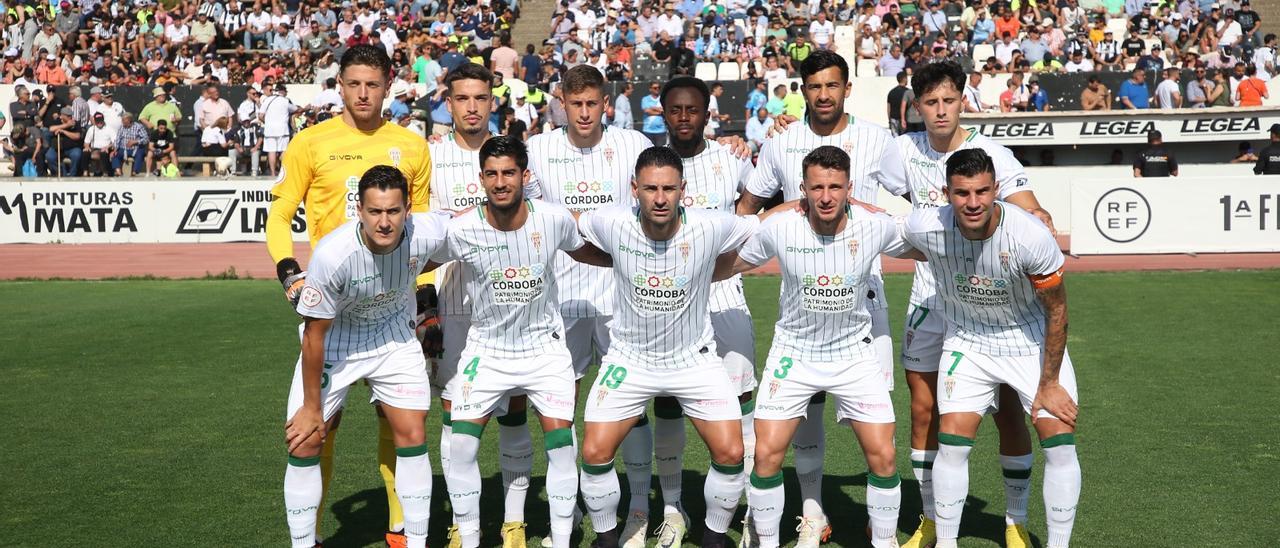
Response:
[711,460,745,475]
[1003,467,1033,480]
[582,460,615,475]
[868,472,902,489]
[496,409,528,426]
[288,455,321,467]
[910,459,934,470]
[654,401,684,419]
[452,420,485,439]
[750,471,784,489]
[938,433,976,447]
[395,443,429,458]
[1040,433,1076,448]
[740,399,755,415]
[441,411,452,426]
[634,414,650,427]
[544,427,573,450]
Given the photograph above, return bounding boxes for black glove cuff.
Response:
[416,285,439,316]
[276,257,303,286]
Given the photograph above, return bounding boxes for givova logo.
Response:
[801,273,858,287]
[952,273,1008,289]
[488,263,545,282]
[177,190,239,234]
[631,273,690,289]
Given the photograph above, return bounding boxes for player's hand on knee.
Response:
[286,407,327,453]
[276,258,307,307]
[1031,381,1077,428]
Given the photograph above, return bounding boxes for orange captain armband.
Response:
[1028,267,1065,289]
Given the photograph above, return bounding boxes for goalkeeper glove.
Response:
[276,257,307,307]
[415,285,443,358]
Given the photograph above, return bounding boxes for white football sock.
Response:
[910,448,937,520]
[933,434,974,541]
[395,444,433,548]
[544,428,578,548]
[747,471,784,548]
[867,472,902,548]
[1042,435,1080,548]
[740,403,757,477]
[284,456,322,548]
[793,400,827,519]
[619,416,653,513]
[498,411,534,523]
[653,413,686,515]
[439,414,453,476]
[580,459,621,532]
[1000,452,1034,526]
[704,460,745,533]
[448,421,484,548]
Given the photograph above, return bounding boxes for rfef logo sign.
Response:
[1092,188,1151,243]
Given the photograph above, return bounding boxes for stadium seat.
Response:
[752,60,764,76]
[977,73,1011,108]
[695,62,719,81]
[972,43,995,64]
[1142,37,1160,52]
[717,62,740,80]
[834,24,856,44]
[857,58,878,77]
[1106,17,1128,40]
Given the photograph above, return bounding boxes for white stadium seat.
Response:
[1106,17,1129,40]
[857,58,878,77]
[695,62,719,81]
[972,43,995,64]
[717,62,740,80]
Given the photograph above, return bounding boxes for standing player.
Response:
[283,166,448,548]
[266,45,433,548]
[434,136,612,548]
[901,149,1080,548]
[726,146,922,548]
[736,49,907,545]
[428,62,540,548]
[630,76,758,548]
[893,61,1056,548]
[576,147,782,548]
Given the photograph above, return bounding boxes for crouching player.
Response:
[723,146,923,548]
[432,136,613,548]
[283,166,447,548]
[901,149,1081,548]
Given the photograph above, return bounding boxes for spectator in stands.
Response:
[1032,52,1064,73]
[886,72,909,134]
[1134,130,1177,177]
[112,112,149,177]
[610,82,633,130]
[1122,27,1145,65]
[744,80,767,121]
[146,118,178,176]
[1253,124,1280,174]
[1218,9,1243,49]
[785,34,815,73]
[138,87,181,130]
[879,43,906,77]
[1254,34,1277,80]
[994,32,1019,67]
[201,115,231,158]
[1119,68,1151,109]
[1154,68,1183,109]
[1231,141,1258,163]
[9,86,37,129]
[766,84,786,116]
[1137,44,1165,74]
[5,123,39,178]
[783,80,806,119]
[45,106,83,177]
[1029,80,1051,111]
[259,83,296,176]
[641,82,665,145]
[1080,75,1113,110]
[745,107,772,154]
[1095,29,1121,70]
[1235,64,1269,106]
[810,11,836,50]
[246,3,273,49]
[961,71,986,112]
[995,7,1022,40]
[999,78,1021,112]
[972,8,995,44]
[1185,67,1210,107]
[83,112,117,177]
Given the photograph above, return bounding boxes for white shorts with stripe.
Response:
[565,315,611,379]
[285,342,431,421]
[711,307,757,395]
[901,303,946,373]
[264,135,290,153]
[585,350,742,423]
[937,347,1079,420]
[432,314,472,401]
[448,347,577,422]
[755,348,895,425]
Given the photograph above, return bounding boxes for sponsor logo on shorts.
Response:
[543,393,574,408]
[756,403,784,411]
[393,385,428,397]
[855,401,890,410]
[694,398,728,407]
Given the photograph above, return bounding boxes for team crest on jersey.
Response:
[388,147,403,167]
[944,375,955,398]
[678,242,690,262]
[712,162,723,178]
[595,387,609,406]
[462,381,473,402]
[531,231,543,251]
[841,141,854,155]
[999,251,1012,272]
[604,147,615,165]
[767,379,781,399]
[847,239,859,256]
[408,257,420,272]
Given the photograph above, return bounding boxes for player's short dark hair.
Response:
[802,146,851,178]
[799,49,849,84]
[945,148,995,183]
[634,146,683,178]
[358,165,410,202]
[911,60,965,97]
[340,44,393,79]
[561,64,605,95]
[479,135,529,171]
[660,76,710,110]
[446,62,494,91]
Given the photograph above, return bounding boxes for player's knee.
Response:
[865,445,897,477]
[710,439,745,466]
[580,442,615,466]
[910,399,937,428]
[753,448,785,476]
[290,438,324,459]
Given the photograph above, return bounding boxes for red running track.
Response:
[1,240,1278,280]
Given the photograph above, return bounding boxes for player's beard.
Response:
[487,188,524,214]
[809,103,845,127]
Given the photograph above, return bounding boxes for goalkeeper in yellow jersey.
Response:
[266,44,435,548]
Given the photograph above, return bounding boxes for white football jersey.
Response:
[296,213,450,362]
[894,130,1032,309]
[578,205,758,368]
[428,134,485,317]
[901,203,1064,357]
[431,200,584,358]
[745,116,907,311]
[680,139,754,313]
[739,208,912,362]
[525,126,652,317]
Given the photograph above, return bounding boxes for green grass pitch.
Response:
[2,271,1277,547]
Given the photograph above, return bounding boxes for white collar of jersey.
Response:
[477,199,534,221]
[800,113,856,134]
